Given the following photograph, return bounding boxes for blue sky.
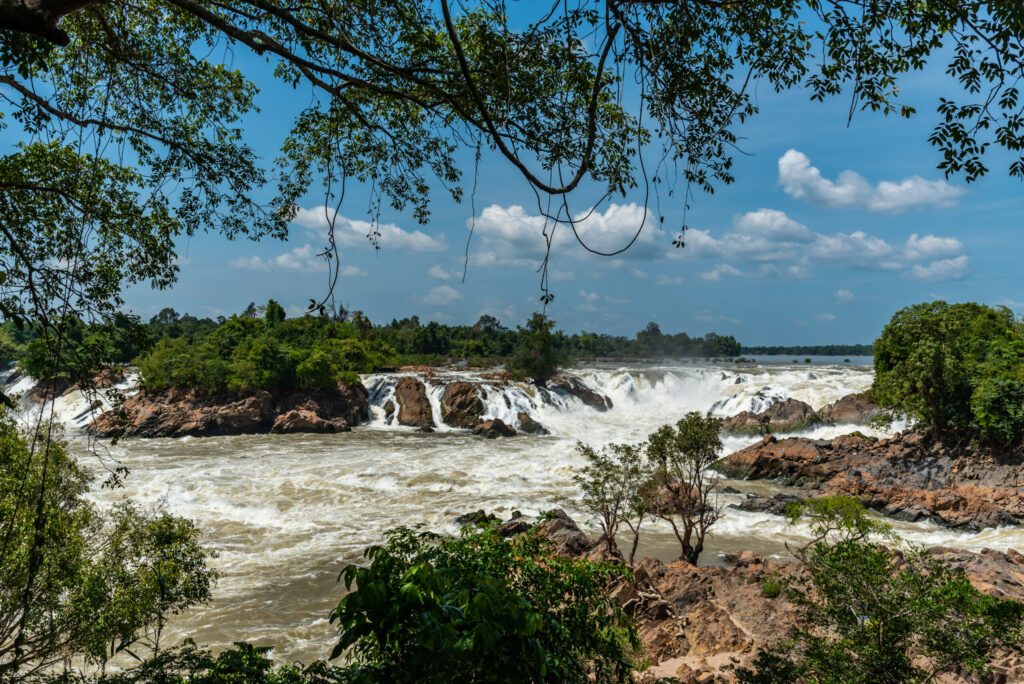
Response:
[122,51,1024,346]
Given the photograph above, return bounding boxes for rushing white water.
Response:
[9,360,1023,663]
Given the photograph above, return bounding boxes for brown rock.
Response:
[716,431,1024,530]
[271,409,347,434]
[440,381,485,428]
[394,376,433,428]
[819,391,882,424]
[547,373,613,411]
[473,418,517,438]
[90,384,369,438]
[721,398,819,434]
[516,411,549,435]
[534,509,596,557]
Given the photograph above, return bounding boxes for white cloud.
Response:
[579,290,600,303]
[835,289,855,303]
[293,207,446,252]
[673,208,968,282]
[656,275,684,285]
[421,284,462,305]
[732,208,815,242]
[778,149,964,213]
[904,233,964,261]
[630,268,650,280]
[467,202,666,268]
[701,264,744,281]
[816,313,837,321]
[907,255,970,281]
[428,265,453,281]
[230,244,367,276]
[230,255,272,271]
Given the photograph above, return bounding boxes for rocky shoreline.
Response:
[483,508,1024,682]
[717,430,1024,530]
[89,384,371,438]
[85,369,613,439]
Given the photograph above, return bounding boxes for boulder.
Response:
[534,509,596,557]
[90,384,370,438]
[383,400,395,424]
[440,381,485,428]
[731,493,803,516]
[473,418,517,438]
[454,509,498,526]
[720,398,819,434]
[271,409,347,434]
[516,411,549,435]
[819,391,882,424]
[394,376,433,428]
[547,373,613,411]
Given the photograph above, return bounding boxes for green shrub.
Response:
[759,574,783,599]
[228,336,294,392]
[507,313,565,384]
[873,301,1024,444]
[0,415,215,674]
[736,497,1024,683]
[331,526,639,683]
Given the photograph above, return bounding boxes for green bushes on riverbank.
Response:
[873,301,1024,446]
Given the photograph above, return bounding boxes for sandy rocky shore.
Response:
[492,508,1024,683]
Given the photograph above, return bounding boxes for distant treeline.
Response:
[0,303,742,389]
[742,344,873,356]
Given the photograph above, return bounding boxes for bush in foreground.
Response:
[331,525,639,683]
[735,496,1024,683]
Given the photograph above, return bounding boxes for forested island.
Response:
[2,303,742,391]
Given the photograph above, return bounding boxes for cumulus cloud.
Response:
[293,207,446,252]
[579,290,600,303]
[422,284,462,305]
[778,150,964,212]
[467,202,666,268]
[816,313,837,322]
[428,265,453,280]
[230,244,366,276]
[835,289,855,303]
[907,255,969,281]
[656,275,684,285]
[675,208,968,282]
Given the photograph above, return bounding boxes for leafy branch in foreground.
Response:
[330,525,639,683]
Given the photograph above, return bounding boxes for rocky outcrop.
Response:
[720,398,819,434]
[473,418,517,438]
[516,411,549,435]
[533,509,597,557]
[394,376,433,428]
[819,391,882,424]
[519,510,1024,682]
[440,381,485,428]
[90,384,369,438]
[717,431,1024,530]
[547,373,613,411]
[271,408,349,434]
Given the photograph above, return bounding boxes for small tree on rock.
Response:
[573,441,654,563]
[646,412,723,565]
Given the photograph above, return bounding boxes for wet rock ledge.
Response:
[90,384,370,438]
[716,430,1024,530]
